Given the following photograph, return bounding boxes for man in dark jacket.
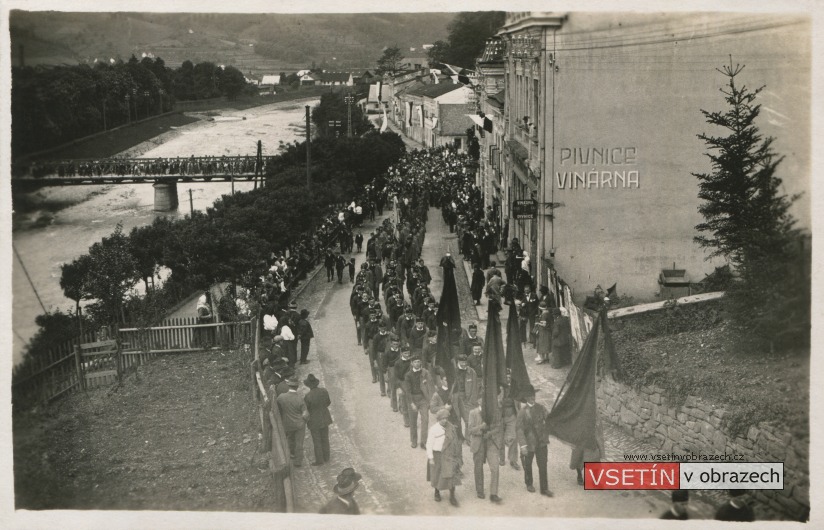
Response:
[319,468,361,515]
[304,374,333,466]
[297,309,315,365]
[714,490,755,521]
[335,253,346,283]
[324,249,336,282]
[516,384,553,496]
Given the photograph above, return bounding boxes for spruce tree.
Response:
[693,59,807,348]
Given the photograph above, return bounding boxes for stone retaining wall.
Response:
[597,376,809,520]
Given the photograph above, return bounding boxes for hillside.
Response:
[9,11,452,75]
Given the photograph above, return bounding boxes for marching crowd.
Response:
[249,144,758,521]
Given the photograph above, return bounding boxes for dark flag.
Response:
[436,254,460,385]
[606,283,617,298]
[481,298,506,425]
[505,302,532,402]
[546,311,604,447]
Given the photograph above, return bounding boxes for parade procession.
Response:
[8,6,812,528]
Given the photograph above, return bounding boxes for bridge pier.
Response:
[153,181,179,211]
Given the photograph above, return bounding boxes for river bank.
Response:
[11,97,320,365]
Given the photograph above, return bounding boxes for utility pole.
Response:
[305,105,311,186]
[344,94,354,137]
[189,189,194,216]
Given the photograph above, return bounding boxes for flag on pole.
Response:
[380,103,388,133]
[436,254,461,385]
[547,307,621,446]
[506,302,532,402]
[482,298,506,425]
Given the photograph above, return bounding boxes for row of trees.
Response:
[11,55,249,158]
[17,97,405,374]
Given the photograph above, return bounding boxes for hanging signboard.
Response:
[512,199,537,219]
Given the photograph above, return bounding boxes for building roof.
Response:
[407,81,462,99]
[478,38,505,64]
[439,104,475,136]
[318,72,352,83]
[261,75,281,85]
[487,89,505,110]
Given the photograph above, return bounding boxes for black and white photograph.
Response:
[2,1,818,528]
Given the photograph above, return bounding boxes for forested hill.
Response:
[10,11,452,74]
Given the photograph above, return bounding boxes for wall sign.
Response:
[513,199,537,219]
[556,146,640,189]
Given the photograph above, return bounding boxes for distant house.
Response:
[296,69,312,77]
[357,70,375,85]
[316,72,354,86]
[396,81,474,150]
[261,75,281,86]
[300,72,319,86]
[402,56,429,70]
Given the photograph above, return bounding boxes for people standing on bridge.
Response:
[303,374,332,466]
[427,408,463,507]
[277,378,308,467]
[319,468,362,515]
[297,309,314,365]
[516,384,553,497]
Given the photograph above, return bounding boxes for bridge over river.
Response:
[12,154,272,210]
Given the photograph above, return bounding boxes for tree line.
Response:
[11,55,249,159]
[16,95,404,378]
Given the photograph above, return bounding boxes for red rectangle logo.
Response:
[584,462,680,490]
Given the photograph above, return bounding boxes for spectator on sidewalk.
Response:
[335,252,346,283]
[304,374,332,466]
[297,309,315,365]
[276,378,308,467]
[471,263,485,305]
[355,231,364,253]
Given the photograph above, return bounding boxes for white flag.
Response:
[380,104,388,133]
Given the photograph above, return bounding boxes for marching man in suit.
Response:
[516,384,553,497]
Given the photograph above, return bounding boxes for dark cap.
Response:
[672,490,689,502]
[303,373,320,387]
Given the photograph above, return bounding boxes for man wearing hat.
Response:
[461,323,484,358]
[297,309,314,365]
[516,384,553,496]
[403,355,434,449]
[468,399,503,503]
[304,374,333,466]
[452,354,479,443]
[661,490,690,520]
[369,321,391,387]
[393,349,414,425]
[381,336,402,406]
[319,468,362,515]
[276,378,308,467]
[499,370,521,471]
[714,489,755,521]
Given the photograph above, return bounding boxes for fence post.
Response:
[250,359,258,402]
[74,344,85,391]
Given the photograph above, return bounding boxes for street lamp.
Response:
[344,94,355,137]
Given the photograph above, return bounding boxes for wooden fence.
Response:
[250,317,295,512]
[12,318,253,410]
[12,329,98,407]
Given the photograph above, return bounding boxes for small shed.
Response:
[659,267,691,299]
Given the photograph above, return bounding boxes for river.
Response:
[11,98,320,366]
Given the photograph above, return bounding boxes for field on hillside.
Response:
[13,349,275,511]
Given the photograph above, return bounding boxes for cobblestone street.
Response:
[285,208,717,519]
